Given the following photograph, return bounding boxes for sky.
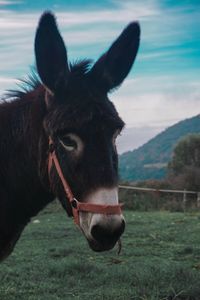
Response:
[0,0,199,153]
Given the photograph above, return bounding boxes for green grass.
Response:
[1,205,200,300]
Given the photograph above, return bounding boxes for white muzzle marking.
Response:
[79,187,124,241]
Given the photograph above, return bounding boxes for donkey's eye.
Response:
[59,134,83,153]
[62,137,77,150]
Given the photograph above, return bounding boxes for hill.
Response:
[119,115,200,181]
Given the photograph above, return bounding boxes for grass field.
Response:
[1,204,200,300]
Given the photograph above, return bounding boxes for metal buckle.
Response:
[71,198,78,209]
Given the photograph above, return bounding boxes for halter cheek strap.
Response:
[48,138,123,226]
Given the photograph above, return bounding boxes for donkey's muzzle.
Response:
[89,219,125,252]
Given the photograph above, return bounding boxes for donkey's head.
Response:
[35,12,140,252]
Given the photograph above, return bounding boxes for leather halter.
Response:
[48,138,123,226]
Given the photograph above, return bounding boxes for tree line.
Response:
[119,133,200,211]
[168,133,200,191]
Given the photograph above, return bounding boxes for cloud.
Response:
[0,0,199,154]
[0,76,20,95]
[0,1,22,5]
[0,76,15,83]
[0,1,156,30]
[112,85,200,129]
[58,3,158,26]
[116,125,163,153]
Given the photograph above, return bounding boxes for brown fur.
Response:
[0,12,140,260]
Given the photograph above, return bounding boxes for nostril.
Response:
[91,224,106,243]
[91,220,125,244]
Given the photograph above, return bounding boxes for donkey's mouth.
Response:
[87,237,119,252]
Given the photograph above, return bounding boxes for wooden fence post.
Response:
[183,190,187,212]
[119,185,197,211]
[197,192,200,209]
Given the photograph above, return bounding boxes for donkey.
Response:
[0,12,140,261]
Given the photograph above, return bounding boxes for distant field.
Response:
[1,205,200,300]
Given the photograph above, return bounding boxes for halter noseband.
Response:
[48,138,123,226]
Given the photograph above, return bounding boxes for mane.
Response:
[70,59,92,76]
[3,59,93,102]
[3,70,41,101]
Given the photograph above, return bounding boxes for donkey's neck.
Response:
[1,86,54,212]
[0,86,54,259]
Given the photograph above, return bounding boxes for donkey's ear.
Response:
[90,22,140,92]
[35,12,69,93]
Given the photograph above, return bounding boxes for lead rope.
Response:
[117,239,122,255]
